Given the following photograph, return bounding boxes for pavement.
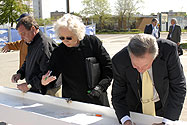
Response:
[0,32,187,122]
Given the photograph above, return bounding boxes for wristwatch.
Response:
[27,84,32,89]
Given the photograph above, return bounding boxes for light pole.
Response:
[66,0,70,13]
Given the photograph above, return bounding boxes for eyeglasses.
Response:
[59,36,72,40]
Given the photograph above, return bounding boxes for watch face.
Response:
[27,84,32,89]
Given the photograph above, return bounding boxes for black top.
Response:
[49,35,113,105]
[144,24,160,38]
[17,31,58,94]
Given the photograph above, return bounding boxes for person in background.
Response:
[112,34,186,125]
[167,18,182,56]
[2,13,29,68]
[41,14,113,106]
[144,18,160,39]
[11,15,62,97]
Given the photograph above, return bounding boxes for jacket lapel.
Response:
[126,67,140,100]
[152,56,166,95]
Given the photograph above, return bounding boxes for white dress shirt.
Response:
[170,24,175,38]
[152,25,159,38]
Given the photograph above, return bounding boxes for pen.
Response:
[45,71,52,80]
[87,90,91,94]
[86,113,102,117]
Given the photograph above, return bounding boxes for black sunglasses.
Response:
[59,36,72,40]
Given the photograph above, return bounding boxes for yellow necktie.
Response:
[142,71,156,116]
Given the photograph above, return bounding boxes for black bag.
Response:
[178,45,183,56]
[85,57,101,89]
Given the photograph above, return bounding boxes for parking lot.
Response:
[0,32,187,121]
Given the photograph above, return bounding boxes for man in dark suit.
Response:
[167,18,182,55]
[112,34,186,125]
[167,18,181,44]
[144,18,160,39]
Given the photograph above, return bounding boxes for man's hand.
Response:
[177,42,180,46]
[123,120,136,125]
[11,73,21,83]
[2,45,10,53]
[152,123,165,125]
[17,83,30,93]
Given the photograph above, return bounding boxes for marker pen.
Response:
[45,71,52,80]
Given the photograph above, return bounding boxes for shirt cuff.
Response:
[162,118,173,124]
[121,115,131,124]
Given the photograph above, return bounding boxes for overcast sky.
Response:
[42,0,186,19]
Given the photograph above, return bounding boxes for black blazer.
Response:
[144,24,160,38]
[112,38,186,122]
[167,24,181,44]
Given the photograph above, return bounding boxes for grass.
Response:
[182,29,187,32]
[181,43,187,49]
[97,31,142,34]
[96,29,143,34]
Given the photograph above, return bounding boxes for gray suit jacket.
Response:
[112,38,186,122]
[167,24,181,43]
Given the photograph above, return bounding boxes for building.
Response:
[134,15,157,32]
[23,0,43,19]
[50,11,65,21]
[158,10,187,31]
[132,10,187,32]
[32,0,43,18]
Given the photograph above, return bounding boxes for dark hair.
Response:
[151,18,158,23]
[16,16,39,30]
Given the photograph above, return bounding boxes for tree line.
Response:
[0,0,143,30]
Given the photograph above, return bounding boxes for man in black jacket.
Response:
[112,34,186,125]
[144,18,160,39]
[11,16,61,96]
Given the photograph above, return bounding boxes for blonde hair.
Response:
[54,14,86,41]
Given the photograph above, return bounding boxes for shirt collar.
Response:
[152,24,155,28]
[29,31,41,45]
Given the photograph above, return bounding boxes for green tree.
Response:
[150,13,156,16]
[0,0,32,27]
[81,0,111,29]
[115,0,143,30]
[115,0,128,30]
[35,18,53,26]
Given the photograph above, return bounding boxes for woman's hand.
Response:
[41,70,56,86]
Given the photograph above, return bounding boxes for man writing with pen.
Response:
[11,15,62,97]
